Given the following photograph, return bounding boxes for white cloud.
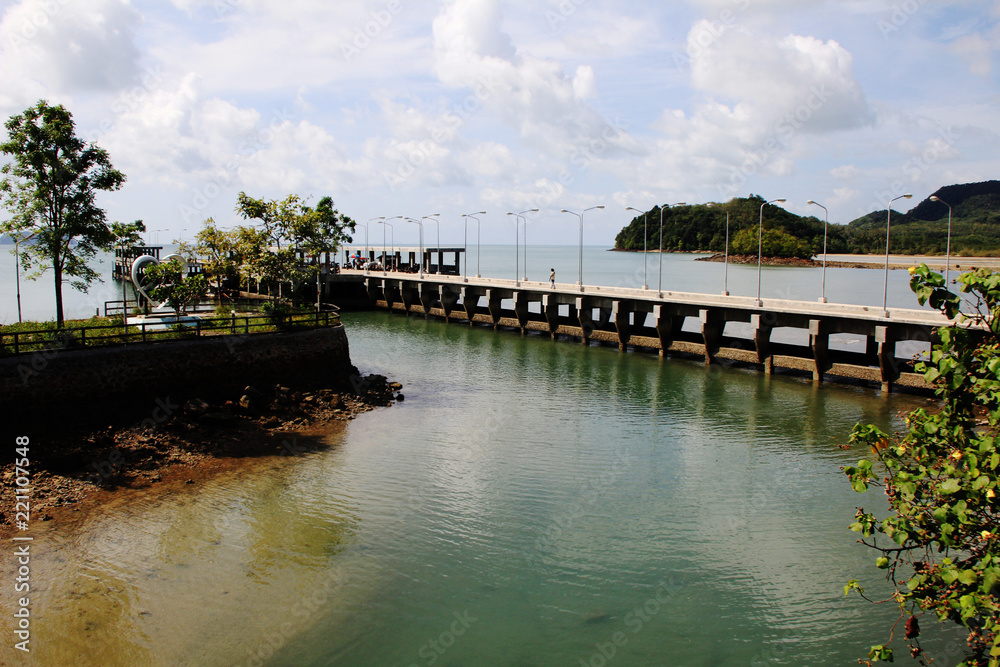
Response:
[0,0,141,102]
[432,0,643,160]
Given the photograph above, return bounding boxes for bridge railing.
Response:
[0,307,341,357]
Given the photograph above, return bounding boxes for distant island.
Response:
[614,180,1000,258]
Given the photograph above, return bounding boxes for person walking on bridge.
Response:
[549,268,556,288]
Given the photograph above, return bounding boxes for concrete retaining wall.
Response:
[0,326,355,421]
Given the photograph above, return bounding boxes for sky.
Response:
[0,0,998,247]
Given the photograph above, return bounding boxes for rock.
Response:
[184,399,210,415]
[389,382,403,391]
[396,393,405,401]
[238,395,255,411]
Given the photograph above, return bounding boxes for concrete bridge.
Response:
[333,270,957,393]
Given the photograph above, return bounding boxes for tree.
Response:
[845,264,1000,666]
[730,226,813,259]
[143,259,209,317]
[110,219,146,318]
[234,192,355,300]
[193,218,238,301]
[0,100,126,327]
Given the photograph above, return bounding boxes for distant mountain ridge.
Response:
[614,180,1000,257]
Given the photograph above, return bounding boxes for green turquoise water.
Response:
[5,311,968,666]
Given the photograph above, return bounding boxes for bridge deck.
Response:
[334,269,961,393]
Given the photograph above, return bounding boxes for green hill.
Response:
[614,181,1000,257]
[846,181,1000,254]
[614,195,849,258]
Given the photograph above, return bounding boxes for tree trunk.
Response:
[53,258,64,329]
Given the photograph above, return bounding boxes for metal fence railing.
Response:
[1,307,341,357]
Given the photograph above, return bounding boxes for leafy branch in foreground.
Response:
[845,264,1000,666]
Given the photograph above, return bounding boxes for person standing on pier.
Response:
[550,268,555,288]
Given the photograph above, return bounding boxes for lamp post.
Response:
[367,217,384,273]
[377,219,394,275]
[625,206,650,289]
[930,195,953,285]
[706,203,730,296]
[806,200,829,303]
[507,209,537,284]
[560,205,604,292]
[883,193,913,317]
[658,203,686,297]
[422,214,440,273]
[756,198,787,307]
[462,211,486,281]
[405,218,424,278]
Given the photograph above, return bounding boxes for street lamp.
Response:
[706,203,730,296]
[377,219,394,275]
[462,211,486,281]
[757,198,787,307]
[404,217,424,278]
[422,214,440,273]
[930,195,953,285]
[366,217,383,273]
[506,209,538,285]
[806,200,829,303]
[658,203,686,297]
[883,193,913,317]
[560,206,604,292]
[625,206,650,289]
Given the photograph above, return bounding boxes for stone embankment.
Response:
[0,374,403,537]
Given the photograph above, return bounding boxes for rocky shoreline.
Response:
[0,374,402,538]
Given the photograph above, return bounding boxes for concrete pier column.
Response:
[613,300,632,351]
[513,291,529,333]
[809,319,830,382]
[876,325,899,393]
[543,294,559,339]
[461,287,480,325]
[383,280,400,310]
[701,309,724,365]
[417,283,435,319]
[654,304,681,358]
[439,285,460,322]
[486,289,503,329]
[400,281,415,314]
[752,313,774,374]
[576,297,593,344]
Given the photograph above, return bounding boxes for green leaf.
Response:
[939,478,961,494]
[958,570,979,586]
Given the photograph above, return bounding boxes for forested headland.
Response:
[614,181,1000,258]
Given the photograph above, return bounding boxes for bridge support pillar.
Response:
[654,304,682,358]
[613,300,632,350]
[461,287,480,325]
[439,285,460,322]
[418,284,436,319]
[876,325,899,393]
[809,319,830,382]
[513,291,529,333]
[543,295,559,339]
[701,308,724,365]
[383,280,401,310]
[577,297,593,345]
[752,313,774,374]
[486,289,503,329]
[400,282,415,315]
